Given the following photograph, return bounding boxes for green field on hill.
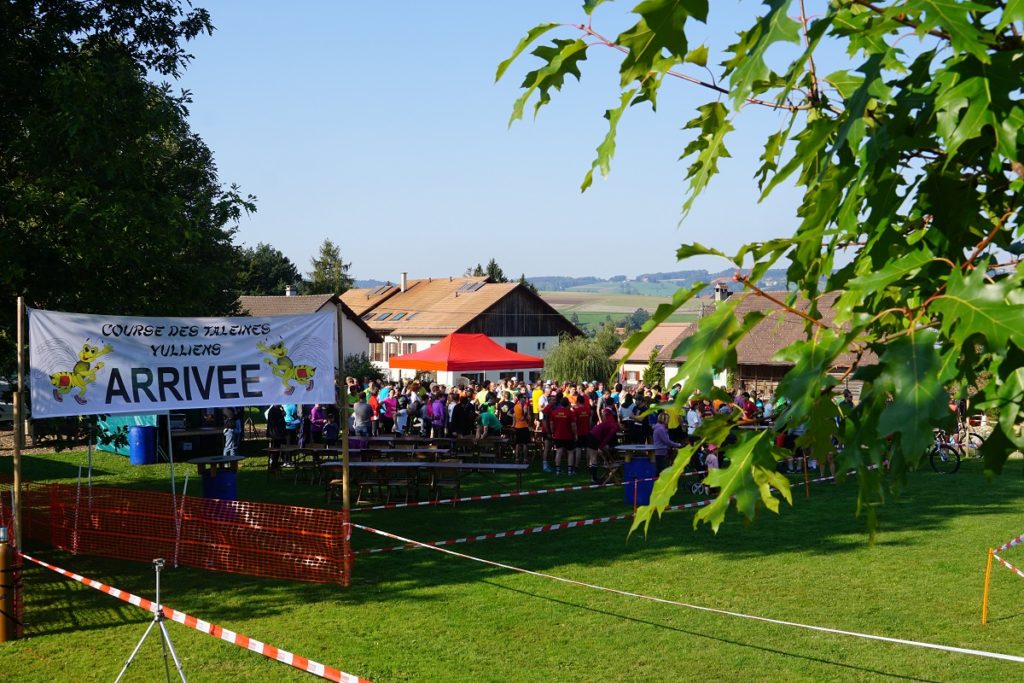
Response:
[540,291,704,328]
[3,446,1024,682]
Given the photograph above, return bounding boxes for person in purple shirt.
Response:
[652,412,683,473]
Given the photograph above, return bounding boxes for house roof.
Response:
[611,322,696,364]
[731,291,865,367]
[238,294,382,342]
[340,281,418,317]
[342,277,579,338]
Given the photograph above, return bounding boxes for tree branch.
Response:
[798,0,820,106]
[569,23,808,113]
[733,273,832,330]
[964,209,1015,269]
[849,0,952,40]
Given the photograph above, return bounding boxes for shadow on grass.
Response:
[481,580,941,683]
[12,450,1024,619]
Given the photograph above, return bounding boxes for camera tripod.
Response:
[115,558,186,682]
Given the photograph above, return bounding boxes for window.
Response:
[369,343,383,362]
[405,312,418,321]
[402,343,415,354]
[505,342,518,352]
[391,313,406,321]
[361,313,374,321]
[376,313,391,321]
[537,342,547,350]
[385,342,398,358]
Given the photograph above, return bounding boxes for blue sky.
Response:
[174,1,842,281]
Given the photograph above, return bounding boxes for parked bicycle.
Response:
[928,422,984,474]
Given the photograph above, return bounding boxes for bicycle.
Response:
[929,429,961,474]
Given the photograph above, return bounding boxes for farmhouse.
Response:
[610,289,866,396]
[238,291,382,361]
[341,274,580,384]
[611,322,707,388]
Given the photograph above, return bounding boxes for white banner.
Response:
[28,308,337,418]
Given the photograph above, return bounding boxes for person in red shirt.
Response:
[571,399,592,476]
[547,396,577,475]
[584,408,620,483]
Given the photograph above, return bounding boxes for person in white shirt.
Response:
[686,397,703,444]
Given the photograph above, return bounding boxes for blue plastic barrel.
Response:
[201,469,238,501]
[128,425,157,465]
[624,458,656,506]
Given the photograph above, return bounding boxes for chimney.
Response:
[400,272,407,292]
[285,285,296,297]
[714,282,731,302]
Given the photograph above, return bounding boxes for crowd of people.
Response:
[247,373,855,482]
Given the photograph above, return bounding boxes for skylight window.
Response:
[391,313,406,321]
[376,313,392,321]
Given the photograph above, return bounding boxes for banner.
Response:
[28,308,337,418]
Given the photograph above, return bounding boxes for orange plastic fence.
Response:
[11,483,349,585]
[0,488,25,637]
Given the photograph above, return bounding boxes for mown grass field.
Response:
[2,444,1024,682]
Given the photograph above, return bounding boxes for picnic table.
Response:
[320,460,529,505]
[187,455,245,500]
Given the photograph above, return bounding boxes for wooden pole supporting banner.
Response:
[335,302,351,587]
[982,548,994,625]
[13,297,25,549]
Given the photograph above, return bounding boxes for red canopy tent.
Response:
[388,333,544,371]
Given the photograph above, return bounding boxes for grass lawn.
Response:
[2,444,1024,682]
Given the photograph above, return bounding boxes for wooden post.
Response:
[12,297,25,549]
[335,302,351,586]
[982,548,994,625]
[803,449,810,499]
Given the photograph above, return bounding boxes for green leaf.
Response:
[616,0,708,86]
[998,0,1024,31]
[680,101,734,215]
[754,112,797,191]
[676,242,732,262]
[509,38,589,126]
[631,442,696,535]
[722,0,801,109]
[901,0,992,62]
[876,331,955,459]
[495,23,560,82]
[844,245,934,293]
[684,44,708,67]
[929,267,1024,351]
[693,432,792,532]
[824,70,863,100]
[581,88,637,192]
[933,54,1022,163]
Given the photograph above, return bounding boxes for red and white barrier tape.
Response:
[18,553,370,683]
[360,470,708,512]
[355,496,717,555]
[996,533,1024,553]
[356,467,855,555]
[993,552,1024,580]
[352,523,1024,665]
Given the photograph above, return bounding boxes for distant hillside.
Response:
[529,268,791,293]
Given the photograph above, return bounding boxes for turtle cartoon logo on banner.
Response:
[28,308,337,418]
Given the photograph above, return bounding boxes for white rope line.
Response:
[352,523,1024,665]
